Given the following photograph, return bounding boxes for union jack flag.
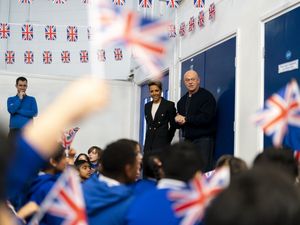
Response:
[19,0,33,3]
[253,79,300,149]
[5,51,15,64]
[168,167,230,225]
[167,0,179,8]
[194,0,205,8]
[61,51,71,63]
[189,16,195,32]
[22,24,33,41]
[61,127,80,150]
[168,24,176,38]
[97,49,106,62]
[114,48,123,61]
[28,168,88,225]
[198,11,205,28]
[52,0,67,3]
[24,51,34,64]
[139,0,152,8]
[0,23,10,39]
[67,26,78,42]
[43,51,52,64]
[92,2,169,77]
[45,25,57,40]
[113,0,125,6]
[209,3,216,21]
[80,50,89,63]
[179,22,186,37]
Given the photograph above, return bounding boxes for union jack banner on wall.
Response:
[209,3,216,21]
[19,0,33,3]
[198,11,205,28]
[43,51,52,64]
[52,0,67,3]
[67,26,78,42]
[24,51,34,64]
[5,51,15,64]
[0,23,10,39]
[45,25,57,40]
[139,0,152,8]
[114,48,123,61]
[168,24,176,38]
[166,0,179,8]
[179,22,186,37]
[194,0,205,8]
[97,49,106,62]
[112,0,125,6]
[61,51,71,63]
[22,24,33,41]
[189,16,195,32]
[80,50,89,63]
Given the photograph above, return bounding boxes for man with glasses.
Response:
[175,70,216,172]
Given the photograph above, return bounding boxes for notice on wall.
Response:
[278,59,299,74]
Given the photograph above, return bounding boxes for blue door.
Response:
[181,37,236,162]
[139,72,170,150]
[264,6,300,148]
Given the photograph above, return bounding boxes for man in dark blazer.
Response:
[144,81,176,153]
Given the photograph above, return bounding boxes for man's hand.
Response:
[175,114,186,125]
[18,91,25,99]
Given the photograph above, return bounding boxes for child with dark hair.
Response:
[87,146,103,171]
[83,139,142,225]
[126,142,203,225]
[74,159,92,182]
[253,147,298,181]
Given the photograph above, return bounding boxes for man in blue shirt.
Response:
[7,76,38,139]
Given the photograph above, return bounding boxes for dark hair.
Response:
[16,76,27,85]
[215,155,233,168]
[204,167,300,225]
[41,146,66,171]
[75,153,90,162]
[161,142,203,182]
[142,151,163,180]
[148,80,162,91]
[101,139,138,177]
[87,146,102,154]
[253,147,298,180]
[74,159,91,169]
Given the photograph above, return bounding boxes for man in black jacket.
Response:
[175,70,216,172]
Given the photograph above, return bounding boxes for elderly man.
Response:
[175,70,216,172]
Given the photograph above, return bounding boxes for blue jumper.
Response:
[7,95,38,129]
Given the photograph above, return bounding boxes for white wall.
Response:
[0,71,138,152]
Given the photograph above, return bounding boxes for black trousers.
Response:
[185,136,214,172]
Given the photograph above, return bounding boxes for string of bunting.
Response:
[18,0,207,8]
[1,48,124,64]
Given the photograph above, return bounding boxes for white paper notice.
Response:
[278,59,299,74]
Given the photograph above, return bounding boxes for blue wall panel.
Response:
[181,37,236,162]
[264,6,300,148]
